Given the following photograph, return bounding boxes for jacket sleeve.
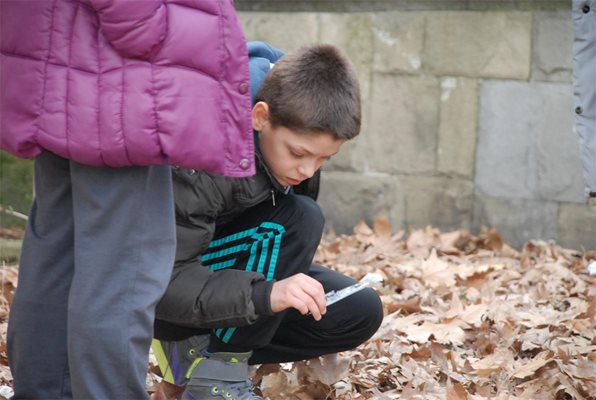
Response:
[87,0,167,59]
[155,259,272,328]
[157,169,273,328]
[172,169,227,264]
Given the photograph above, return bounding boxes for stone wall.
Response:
[237,1,596,250]
[1,1,593,251]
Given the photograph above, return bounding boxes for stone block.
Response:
[424,12,532,79]
[400,175,474,231]
[372,12,425,74]
[558,203,596,251]
[324,135,368,172]
[238,12,319,51]
[319,13,374,96]
[320,13,375,172]
[531,11,573,83]
[473,195,559,249]
[437,77,478,178]
[476,80,584,203]
[368,74,439,174]
[317,171,404,234]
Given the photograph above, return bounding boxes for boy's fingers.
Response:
[305,295,322,320]
[307,302,322,321]
[300,280,326,315]
[299,290,325,320]
[292,291,322,320]
[280,274,326,319]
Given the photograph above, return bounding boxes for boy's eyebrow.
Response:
[294,145,339,157]
[294,146,314,155]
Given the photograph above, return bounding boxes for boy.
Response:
[153,42,384,399]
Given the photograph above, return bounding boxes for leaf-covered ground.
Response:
[1,222,595,399]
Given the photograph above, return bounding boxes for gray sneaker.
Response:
[181,351,262,400]
[152,335,210,386]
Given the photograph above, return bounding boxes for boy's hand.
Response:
[270,273,327,320]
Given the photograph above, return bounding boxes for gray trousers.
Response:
[7,151,176,399]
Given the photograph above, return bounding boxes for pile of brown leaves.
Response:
[2,221,595,399]
[251,221,595,400]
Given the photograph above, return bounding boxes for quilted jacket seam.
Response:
[33,0,58,152]
[95,26,104,164]
[120,63,132,164]
[0,50,220,82]
[150,63,163,160]
[65,2,81,160]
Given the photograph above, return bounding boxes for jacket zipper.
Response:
[271,189,276,206]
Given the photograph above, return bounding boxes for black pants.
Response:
[154,193,383,365]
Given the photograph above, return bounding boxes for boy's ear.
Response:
[252,101,270,131]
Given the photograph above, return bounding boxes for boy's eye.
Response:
[290,151,304,158]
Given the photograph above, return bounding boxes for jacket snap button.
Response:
[575,106,583,115]
[582,4,590,13]
[239,158,250,170]
[238,82,249,94]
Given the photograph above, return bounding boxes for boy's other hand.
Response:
[270,273,327,320]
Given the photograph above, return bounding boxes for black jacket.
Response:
[155,149,320,329]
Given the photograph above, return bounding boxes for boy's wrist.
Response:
[251,280,275,316]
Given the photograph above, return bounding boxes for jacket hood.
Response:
[248,41,285,105]
[248,42,288,193]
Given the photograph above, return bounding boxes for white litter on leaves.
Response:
[0,385,13,399]
[588,261,596,276]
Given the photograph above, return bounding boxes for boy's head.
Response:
[253,44,361,188]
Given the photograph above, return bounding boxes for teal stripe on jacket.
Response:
[201,222,286,343]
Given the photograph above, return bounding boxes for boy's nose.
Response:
[298,162,317,179]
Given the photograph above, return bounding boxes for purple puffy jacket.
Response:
[0,0,255,177]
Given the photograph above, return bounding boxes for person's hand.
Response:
[270,273,327,320]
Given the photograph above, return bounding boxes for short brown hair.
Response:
[255,44,361,140]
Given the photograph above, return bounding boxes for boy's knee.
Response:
[344,287,383,344]
[359,288,384,337]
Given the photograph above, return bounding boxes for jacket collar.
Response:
[254,132,290,194]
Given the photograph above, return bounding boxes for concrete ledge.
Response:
[473,195,559,249]
[235,1,569,12]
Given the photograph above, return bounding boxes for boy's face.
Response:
[252,102,345,187]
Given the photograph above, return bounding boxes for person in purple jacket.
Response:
[0,1,254,398]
